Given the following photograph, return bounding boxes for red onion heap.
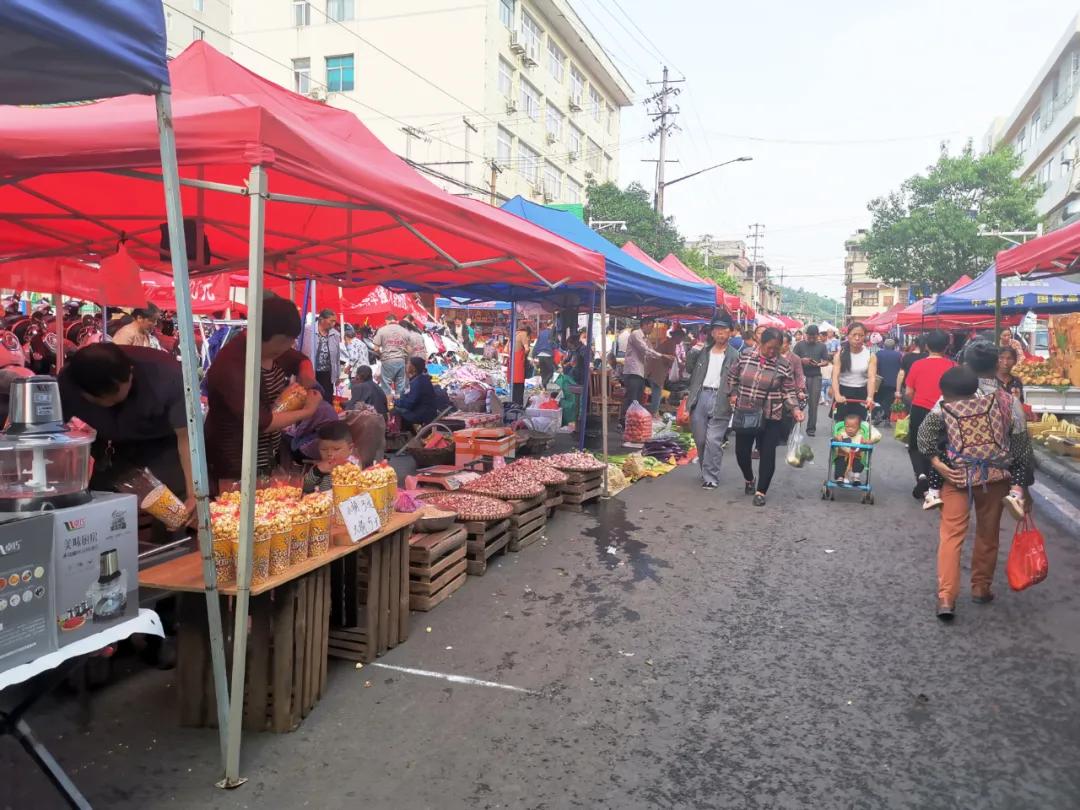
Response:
[418,492,513,522]
[508,458,568,486]
[462,466,546,500]
[544,451,607,472]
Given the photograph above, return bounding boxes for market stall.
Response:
[0,40,608,787]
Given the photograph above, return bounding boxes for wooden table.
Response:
[140,511,417,733]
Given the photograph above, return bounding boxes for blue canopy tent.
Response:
[0,0,234,794]
[934,263,1080,314]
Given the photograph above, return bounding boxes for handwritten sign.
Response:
[338,493,382,543]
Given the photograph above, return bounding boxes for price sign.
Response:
[338,492,381,543]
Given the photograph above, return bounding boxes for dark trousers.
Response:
[804,376,822,433]
[874,386,895,423]
[512,382,525,407]
[908,404,931,483]
[835,384,868,422]
[735,418,786,494]
[315,368,335,400]
[833,453,865,479]
[537,356,555,387]
[619,373,647,423]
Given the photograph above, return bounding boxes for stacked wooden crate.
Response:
[506,493,547,552]
[408,525,467,610]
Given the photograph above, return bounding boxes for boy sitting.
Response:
[302,420,356,494]
[832,413,879,484]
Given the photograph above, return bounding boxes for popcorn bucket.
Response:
[211,534,235,585]
[269,531,290,576]
[309,514,331,557]
[242,526,271,587]
[288,519,310,565]
[332,484,361,527]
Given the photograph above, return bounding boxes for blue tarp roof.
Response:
[0,0,169,105]
[934,263,1080,314]
[435,298,512,311]
[499,197,717,312]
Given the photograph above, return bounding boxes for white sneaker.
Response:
[922,491,943,510]
[1004,491,1025,520]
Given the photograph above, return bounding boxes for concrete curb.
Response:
[1033,445,1080,498]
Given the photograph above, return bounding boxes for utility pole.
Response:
[646,66,684,216]
[487,159,503,206]
[747,223,765,309]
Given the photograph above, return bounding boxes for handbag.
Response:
[732,363,776,434]
[1006,516,1048,591]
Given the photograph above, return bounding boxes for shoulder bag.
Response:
[731,360,777,434]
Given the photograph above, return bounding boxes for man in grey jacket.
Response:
[300,308,341,398]
[685,313,740,489]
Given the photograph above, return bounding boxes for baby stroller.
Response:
[821,399,876,505]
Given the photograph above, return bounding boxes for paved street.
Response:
[6,430,1080,810]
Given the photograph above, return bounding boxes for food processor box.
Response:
[51,493,138,648]
[0,514,56,674]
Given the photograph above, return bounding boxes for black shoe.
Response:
[752,493,766,507]
[744,480,755,495]
[703,481,718,489]
[936,600,955,621]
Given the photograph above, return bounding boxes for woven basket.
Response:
[406,423,455,468]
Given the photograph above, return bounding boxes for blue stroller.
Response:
[821,400,876,505]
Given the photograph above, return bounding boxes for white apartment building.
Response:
[161,0,632,205]
[844,229,907,325]
[988,14,1080,227]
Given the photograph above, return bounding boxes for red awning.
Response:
[142,269,234,314]
[777,315,803,330]
[0,252,144,307]
[0,42,604,298]
[996,220,1080,277]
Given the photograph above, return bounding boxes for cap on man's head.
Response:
[385,314,397,322]
[318,308,335,320]
[806,325,819,336]
[710,313,734,330]
[344,324,355,335]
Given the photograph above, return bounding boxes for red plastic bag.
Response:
[1006,516,1049,592]
[676,398,690,427]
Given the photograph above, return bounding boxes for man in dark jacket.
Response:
[346,365,388,415]
[395,356,437,432]
[685,313,741,489]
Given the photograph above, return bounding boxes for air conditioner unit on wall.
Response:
[308,87,325,101]
[509,32,526,55]
[523,44,539,68]
[567,150,578,162]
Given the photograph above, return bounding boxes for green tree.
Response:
[679,247,741,294]
[777,286,843,325]
[863,143,1040,294]
[584,181,684,258]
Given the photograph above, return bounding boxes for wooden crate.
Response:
[463,518,510,576]
[508,498,547,552]
[176,565,331,733]
[562,469,604,486]
[544,492,563,517]
[408,525,468,611]
[557,468,603,512]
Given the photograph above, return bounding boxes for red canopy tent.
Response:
[893,275,975,329]
[0,252,145,307]
[0,42,605,297]
[996,220,1080,278]
[777,315,803,330]
[142,268,234,314]
[658,252,751,317]
[617,240,715,318]
[862,302,906,332]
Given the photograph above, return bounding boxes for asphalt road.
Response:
[5,428,1080,810]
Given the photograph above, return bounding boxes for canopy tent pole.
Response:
[577,288,595,450]
[600,287,608,496]
[994,274,1003,343]
[508,304,518,406]
[154,91,231,769]
[224,163,268,788]
[53,293,64,370]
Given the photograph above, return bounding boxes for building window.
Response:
[293,1,310,26]
[1031,110,1040,137]
[521,12,542,54]
[589,87,602,122]
[605,104,614,134]
[546,102,563,142]
[1016,125,1026,157]
[565,176,582,204]
[193,0,204,11]
[1064,137,1077,178]
[519,142,540,185]
[570,65,585,106]
[568,125,582,159]
[500,0,514,30]
[293,57,311,94]
[326,54,354,92]
[192,26,204,40]
[587,139,601,173]
[496,128,512,166]
[883,294,894,307]
[856,290,879,307]
[543,163,561,199]
[547,40,565,83]
[498,58,514,98]
[520,79,540,120]
[327,0,354,21]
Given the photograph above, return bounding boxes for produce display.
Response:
[545,451,606,472]
[508,457,568,485]
[623,401,654,442]
[463,466,546,500]
[418,491,513,522]
[643,436,689,463]
[331,461,397,523]
[1013,359,1072,388]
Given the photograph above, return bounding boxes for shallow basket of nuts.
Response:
[418,492,513,523]
[461,467,546,500]
[508,458,568,486]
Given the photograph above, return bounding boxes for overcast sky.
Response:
[573,0,1079,300]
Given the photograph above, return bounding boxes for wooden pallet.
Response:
[557,486,603,512]
[562,469,604,486]
[544,492,563,517]
[463,518,510,576]
[408,525,468,611]
[557,469,603,512]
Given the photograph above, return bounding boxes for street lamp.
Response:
[655,156,752,214]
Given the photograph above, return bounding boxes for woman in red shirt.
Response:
[903,329,954,500]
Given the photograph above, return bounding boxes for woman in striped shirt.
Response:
[727,327,804,507]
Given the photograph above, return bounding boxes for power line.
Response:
[704,130,962,146]
[605,0,681,75]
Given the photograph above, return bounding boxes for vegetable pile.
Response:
[462,466,547,500]
[545,451,607,472]
[418,491,513,522]
[508,458,569,486]
[643,437,687,463]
